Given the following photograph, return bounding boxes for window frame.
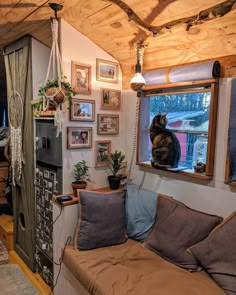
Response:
[136,79,219,180]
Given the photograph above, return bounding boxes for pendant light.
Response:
[130,42,147,91]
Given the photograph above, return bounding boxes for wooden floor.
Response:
[9,250,52,295]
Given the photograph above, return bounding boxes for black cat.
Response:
[150,113,181,169]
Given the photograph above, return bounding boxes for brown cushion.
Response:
[63,240,224,295]
[144,194,223,271]
[190,212,236,294]
[74,189,127,250]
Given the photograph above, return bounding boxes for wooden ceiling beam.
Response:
[109,0,236,47]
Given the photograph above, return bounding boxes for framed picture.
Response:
[96,59,119,84]
[67,127,92,149]
[95,140,111,167]
[70,98,95,121]
[100,88,121,110]
[71,61,91,94]
[97,114,119,135]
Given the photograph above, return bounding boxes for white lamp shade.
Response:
[130,73,146,91]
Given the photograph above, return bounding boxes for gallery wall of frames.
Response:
[68,58,122,169]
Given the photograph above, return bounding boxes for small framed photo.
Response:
[96,59,119,84]
[70,98,95,121]
[67,127,92,149]
[97,114,119,135]
[95,140,111,167]
[71,61,91,94]
[100,88,121,110]
[50,171,56,180]
[44,170,49,178]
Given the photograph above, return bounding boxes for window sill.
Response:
[137,161,212,180]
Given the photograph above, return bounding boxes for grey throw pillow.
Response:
[190,212,236,294]
[74,189,127,250]
[144,194,223,271]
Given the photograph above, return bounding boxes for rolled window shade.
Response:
[143,60,221,86]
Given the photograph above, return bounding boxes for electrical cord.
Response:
[35,203,64,266]
[48,235,72,295]
[35,202,64,290]
[48,204,63,228]
[36,244,60,266]
[127,91,141,183]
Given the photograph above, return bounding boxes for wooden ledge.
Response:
[53,187,124,206]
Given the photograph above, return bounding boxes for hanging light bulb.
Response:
[130,63,146,91]
[130,42,146,91]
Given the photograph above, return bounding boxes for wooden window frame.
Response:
[136,79,219,180]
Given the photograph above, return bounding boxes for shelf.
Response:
[53,187,124,206]
[137,161,211,180]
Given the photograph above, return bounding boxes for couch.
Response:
[62,239,223,295]
[54,185,236,295]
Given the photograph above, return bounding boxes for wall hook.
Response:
[49,2,63,20]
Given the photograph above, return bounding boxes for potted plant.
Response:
[71,160,91,197]
[107,150,127,190]
[38,77,77,107]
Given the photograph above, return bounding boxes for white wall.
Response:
[60,20,123,192]
[39,20,236,217]
[122,78,236,218]
[31,38,50,99]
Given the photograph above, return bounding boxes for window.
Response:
[137,80,218,179]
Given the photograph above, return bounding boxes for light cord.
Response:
[127,94,141,183]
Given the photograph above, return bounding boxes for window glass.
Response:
[138,83,217,177]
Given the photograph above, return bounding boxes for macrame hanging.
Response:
[127,42,147,183]
[42,17,65,136]
[8,90,24,186]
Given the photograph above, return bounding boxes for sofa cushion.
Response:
[125,184,158,242]
[144,194,223,271]
[190,211,236,295]
[74,189,127,250]
[63,239,224,295]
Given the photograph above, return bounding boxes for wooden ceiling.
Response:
[0,0,236,88]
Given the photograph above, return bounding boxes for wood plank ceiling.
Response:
[0,0,236,89]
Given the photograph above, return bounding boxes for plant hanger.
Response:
[42,3,65,136]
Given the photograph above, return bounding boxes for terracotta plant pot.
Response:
[71,181,87,198]
[45,86,66,104]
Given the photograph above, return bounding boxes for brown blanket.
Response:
[63,239,224,295]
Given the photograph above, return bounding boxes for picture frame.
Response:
[100,88,121,110]
[95,140,111,167]
[70,98,95,121]
[67,127,92,149]
[97,114,119,135]
[71,61,91,94]
[96,59,119,84]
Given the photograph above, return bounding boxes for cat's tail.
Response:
[151,159,173,169]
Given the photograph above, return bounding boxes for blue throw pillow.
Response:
[125,184,158,242]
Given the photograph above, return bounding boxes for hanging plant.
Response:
[38,77,76,108]
[32,17,75,136]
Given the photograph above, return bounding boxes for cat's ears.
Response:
[158,112,168,118]
[158,112,168,117]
